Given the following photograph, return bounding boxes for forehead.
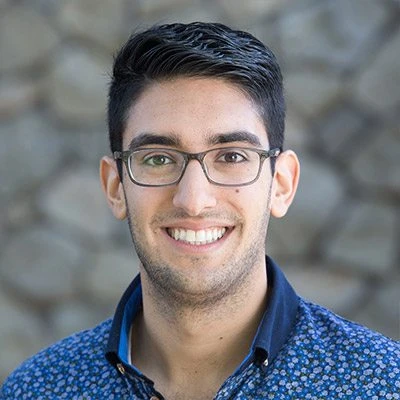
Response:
[124,77,268,149]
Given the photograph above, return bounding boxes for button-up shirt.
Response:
[1,257,399,399]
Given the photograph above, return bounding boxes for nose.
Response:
[172,160,217,216]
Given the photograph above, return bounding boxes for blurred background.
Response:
[0,0,399,383]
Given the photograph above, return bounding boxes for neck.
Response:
[131,260,268,396]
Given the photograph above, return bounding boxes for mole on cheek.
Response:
[235,189,240,194]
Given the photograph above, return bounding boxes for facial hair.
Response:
[124,187,272,314]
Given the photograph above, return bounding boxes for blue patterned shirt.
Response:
[1,257,399,399]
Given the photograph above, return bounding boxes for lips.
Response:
[167,227,227,245]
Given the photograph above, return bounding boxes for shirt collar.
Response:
[253,256,299,365]
[105,256,299,370]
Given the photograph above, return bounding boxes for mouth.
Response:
[166,227,229,246]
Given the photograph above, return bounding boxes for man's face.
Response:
[119,78,275,306]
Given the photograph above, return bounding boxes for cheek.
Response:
[128,188,173,220]
[235,183,272,214]
[125,189,149,217]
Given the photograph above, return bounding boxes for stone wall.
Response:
[0,0,399,383]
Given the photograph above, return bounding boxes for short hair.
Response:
[108,22,285,177]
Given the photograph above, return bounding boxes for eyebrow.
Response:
[127,130,262,150]
[128,133,181,150]
[207,131,262,147]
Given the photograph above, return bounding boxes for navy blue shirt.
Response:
[1,257,399,399]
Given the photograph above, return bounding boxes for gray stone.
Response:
[283,264,366,315]
[48,47,109,123]
[0,291,47,381]
[0,219,6,255]
[285,72,343,118]
[355,29,400,111]
[136,0,190,15]
[325,201,397,274]
[269,154,344,256]
[284,108,309,152]
[50,300,107,340]
[0,78,43,119]
[0,114,63,199]
[83,248,139,304]
[350,127,400,194]
[218,0,287,20]
[280,0,389,67]
[318,104,366,157]
[0,227,82,301]
[29,0,62,16]
[65,127,110,165]
[131,3,219,27]
[0,6,58,71]
[352,278,399,340]
[58,0,125,51]
[266,230,285,260]
[3,197,37,230]
[39,166,117,238]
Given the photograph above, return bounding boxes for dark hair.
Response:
[108,22,285,177]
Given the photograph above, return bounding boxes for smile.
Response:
[167,227,227,245]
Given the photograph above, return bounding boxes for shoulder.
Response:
[1,319,120,399]
[296,298,399,351]
[294,299,400,361]
[276,298,400,396]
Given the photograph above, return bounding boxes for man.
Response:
[1,22,399,400]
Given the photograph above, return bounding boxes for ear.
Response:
[100,156,127,220]
[270,150,300,218]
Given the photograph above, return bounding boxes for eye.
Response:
[143,153,176,166]
[216,150,248,163]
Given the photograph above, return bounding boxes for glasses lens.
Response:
[129,149,185,185]
[204,148,260,185]
[127,147,262,186]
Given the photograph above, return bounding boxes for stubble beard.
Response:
[125,204,271,317]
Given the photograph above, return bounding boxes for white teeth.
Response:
[196,230,206,242]
[168,227,227,245]
[186,230,196,242]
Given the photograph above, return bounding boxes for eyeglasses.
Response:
[113,146,281,187]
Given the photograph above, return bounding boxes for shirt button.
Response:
[116,363,126,375]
